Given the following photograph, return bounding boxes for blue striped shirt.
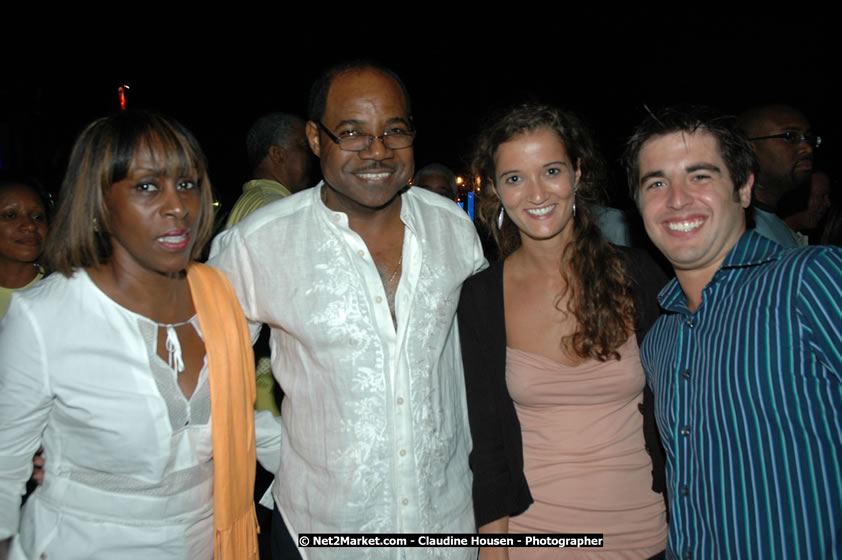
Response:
[642,231,842,559]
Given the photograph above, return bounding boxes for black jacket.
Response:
[457,246,668,527]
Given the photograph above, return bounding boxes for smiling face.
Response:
[103,140,201,278]
[0,183,48,267]
[637,130,752,283]
[493,128,581,248]
[306,67,414,215]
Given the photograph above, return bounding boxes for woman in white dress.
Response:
[0,111,280,559]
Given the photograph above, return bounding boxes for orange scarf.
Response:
[187,263,259,559]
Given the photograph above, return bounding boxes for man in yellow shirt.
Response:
[226,112,314,229]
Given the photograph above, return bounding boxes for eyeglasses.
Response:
[317,121,415,152]
[748,131,822,149]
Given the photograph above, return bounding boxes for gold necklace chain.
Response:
[386,255,402,284]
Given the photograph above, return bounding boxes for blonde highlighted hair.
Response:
[46,111,214,276]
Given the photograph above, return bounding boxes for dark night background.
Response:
[2,13,837,218]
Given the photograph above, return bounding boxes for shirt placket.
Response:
[391,225,421,532]
[675,310,699,560]
[345,227,421,533]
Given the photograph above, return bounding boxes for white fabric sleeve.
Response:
[254,409,282,510]
[470,229,489,275]
[0,296,52,538]
[254,409,282,475]
[208,228,263,343]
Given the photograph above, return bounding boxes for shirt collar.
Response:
[314,181,415,232]
[658,230,782,312]
[719,230,781,270]
[242,178,289,196]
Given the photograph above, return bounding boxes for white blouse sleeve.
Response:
[254,409,282,475]
[0,295,52,538]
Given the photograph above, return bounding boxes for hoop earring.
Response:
[497,206,505,230]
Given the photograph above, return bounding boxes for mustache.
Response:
[354,163,396,173]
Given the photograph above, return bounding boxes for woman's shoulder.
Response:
[463,258,503,291]
[12,270,87,306]
[2,271,100,339]
[459,259,504,324]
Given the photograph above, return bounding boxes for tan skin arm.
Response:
[478,517,510,560]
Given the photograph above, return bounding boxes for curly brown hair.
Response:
[471,103,635,361]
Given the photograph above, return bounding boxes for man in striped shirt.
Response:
[623,106,842,558]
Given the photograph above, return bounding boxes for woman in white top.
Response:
[0,111,280,559]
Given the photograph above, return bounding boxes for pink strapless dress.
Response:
[505,336,667,559]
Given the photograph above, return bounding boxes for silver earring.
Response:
[497,206,505,230]
[572,188,577,217]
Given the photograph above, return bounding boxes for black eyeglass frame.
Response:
[317,121,415,152]
[748,131,822,149]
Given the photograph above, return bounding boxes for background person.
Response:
[0,177,50,318]
[459,104,668,559]
[780,169,833,244]
[413,162,459,201]
[225,112,314,229]
[737,104,818,248]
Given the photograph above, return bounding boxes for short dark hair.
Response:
[307,60,412,123]
[736,104,808,138]
[246,112,305,172]
[0,173,52,218]
[46,111,214,276]
[413,163,458,199]
[623,105,758,204]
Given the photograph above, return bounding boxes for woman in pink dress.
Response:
[459,104,668,559]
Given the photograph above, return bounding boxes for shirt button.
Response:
[686,318,696,328]
[682,370,691,379]
[680,426,691,436]
[376,296,383,303]
[399,449,406,457]
[397,397,404,405]
[402,498,409,506]
[333,214,341,222]
[684,553,692,559]
[680,486,689,496]
[357,249,365,257]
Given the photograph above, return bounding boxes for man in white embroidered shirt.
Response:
[210,61,485,559]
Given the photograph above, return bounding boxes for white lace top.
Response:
[0,270,282,559]
[210,184,486,559]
